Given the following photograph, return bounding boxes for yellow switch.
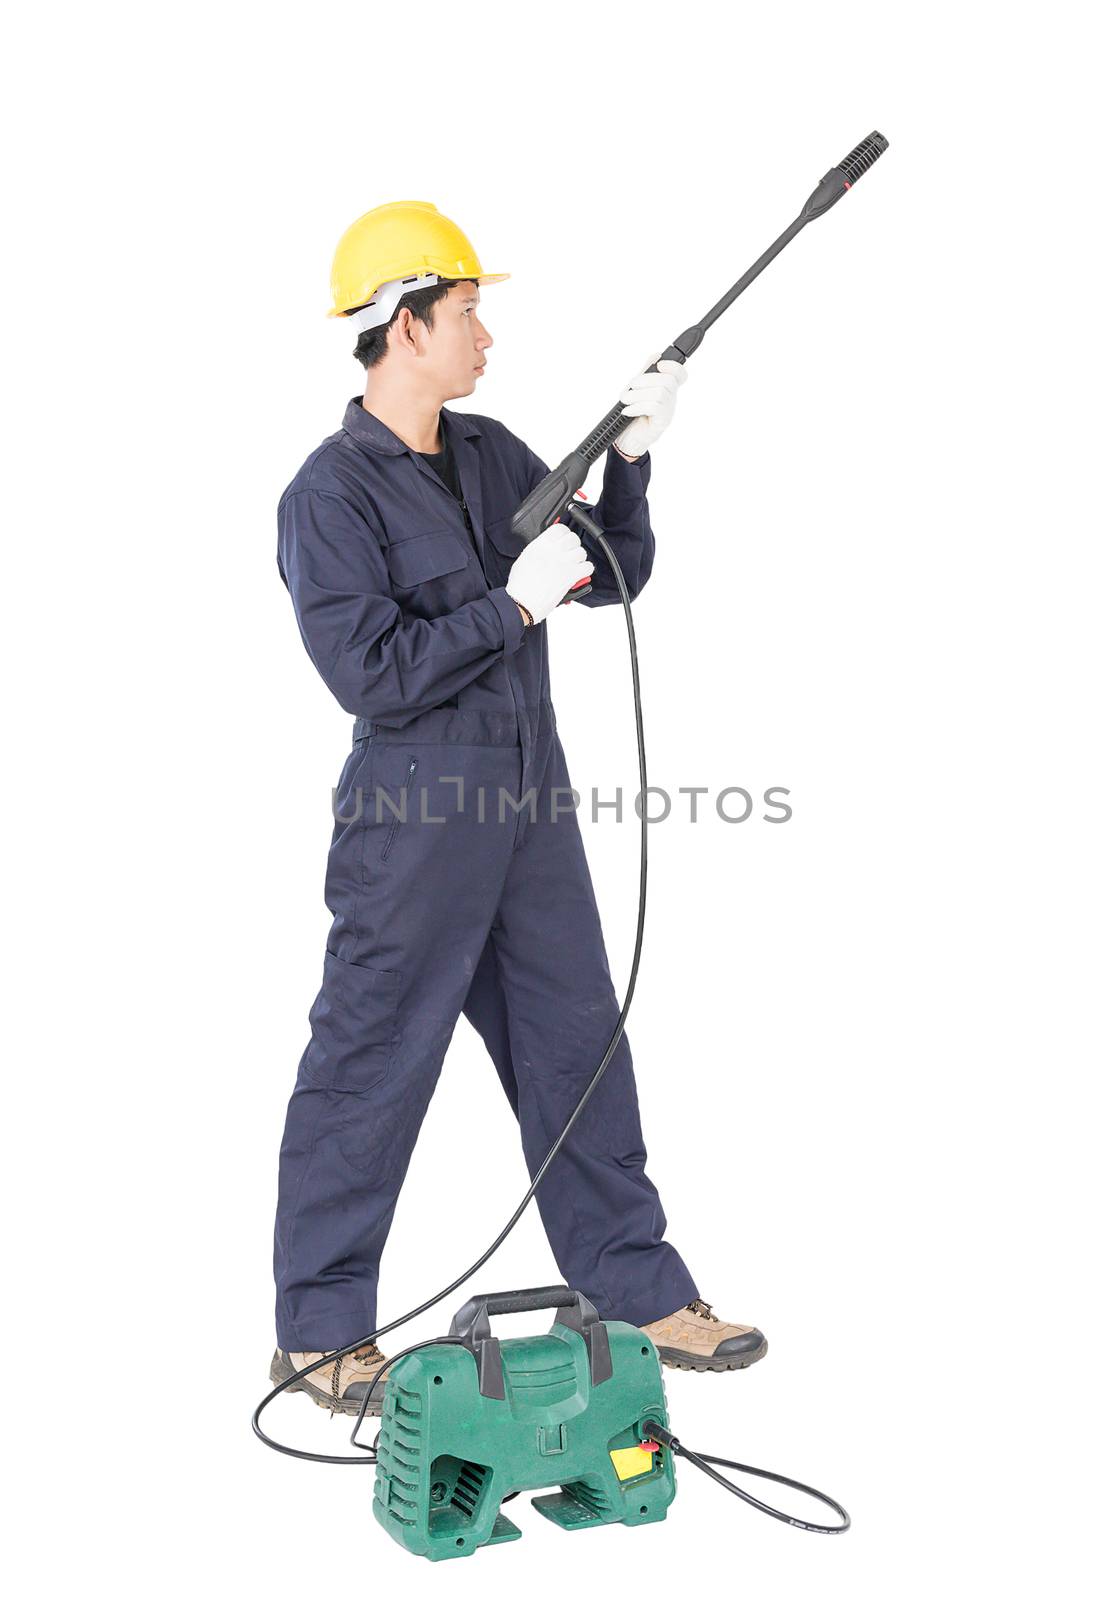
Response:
[610,1446,654,1482]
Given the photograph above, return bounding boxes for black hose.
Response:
[253,515,647,1463]
[674,1444,850,1535]
[253,515,852,1539]
[641,1423,849,1534]
[255,132,887,1484]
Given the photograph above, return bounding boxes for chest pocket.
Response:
[482,516,527,588]
[386,530,474,617]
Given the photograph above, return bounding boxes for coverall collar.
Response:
[342,395,482,457]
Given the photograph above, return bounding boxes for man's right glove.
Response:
[506,522,594,623]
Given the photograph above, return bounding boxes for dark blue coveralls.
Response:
[273,397,700,1353]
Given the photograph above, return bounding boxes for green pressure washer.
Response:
[372,1286,851,1560]
[374,1288,676,1559]
[253,131,888,1558]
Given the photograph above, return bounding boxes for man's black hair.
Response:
[351,276,479,369]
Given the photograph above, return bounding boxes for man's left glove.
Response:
[614,352,688,460]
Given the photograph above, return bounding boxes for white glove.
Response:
[506,522,594,623]
[614,352,688,459]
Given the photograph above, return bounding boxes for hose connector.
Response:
[641,1418,679,1451]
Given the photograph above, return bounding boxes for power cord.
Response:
[252,508,851,1536]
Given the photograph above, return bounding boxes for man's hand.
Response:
[614,353,688,460]
[507,523,594,624]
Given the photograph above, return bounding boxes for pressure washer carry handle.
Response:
[463,1285,581,1320]
[449,1285,614,1400]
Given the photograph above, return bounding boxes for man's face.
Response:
[423,280,494,399]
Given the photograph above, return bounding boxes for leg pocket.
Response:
[301,952,402,1094]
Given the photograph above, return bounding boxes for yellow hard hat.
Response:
[327,200,509,322]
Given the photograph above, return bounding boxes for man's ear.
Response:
[389,307,424,359]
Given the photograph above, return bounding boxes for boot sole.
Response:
[655,1337,768,1373]
[269,1348,386,1417]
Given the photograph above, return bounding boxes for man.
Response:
[270,201,766,1416]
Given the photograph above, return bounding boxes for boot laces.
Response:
[328,1343,385,1413]
[353,1342,386,1368]
[686,1297,716,1320]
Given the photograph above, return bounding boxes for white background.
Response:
[5,3,1111,1595]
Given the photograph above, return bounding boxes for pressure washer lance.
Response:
[517,129,890,601]
[253,128,888,1532]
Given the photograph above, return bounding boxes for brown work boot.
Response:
[639,1297,768,1372]
[269,1341,393,1416]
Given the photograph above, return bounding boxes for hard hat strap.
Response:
[346,271,441,333]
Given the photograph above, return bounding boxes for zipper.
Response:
[381,757,418,861]
[457,494,487,573]
[412,445,484,569]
